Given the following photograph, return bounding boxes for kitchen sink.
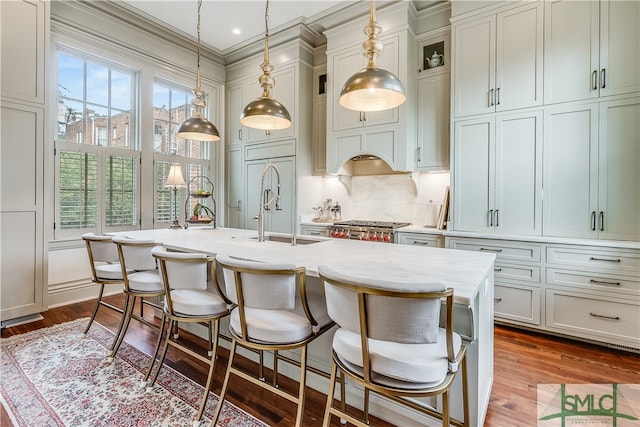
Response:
[249,235,324,245]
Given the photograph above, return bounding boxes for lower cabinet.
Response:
[300,224,329,237]
[396,231,443,247]
[447,236,640,350]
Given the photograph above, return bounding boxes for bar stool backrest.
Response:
[112,236,159,271]
[151,247,208,290]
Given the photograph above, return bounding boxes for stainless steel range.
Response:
[329,220,411,243]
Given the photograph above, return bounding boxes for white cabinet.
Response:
[312,68,327,175]
[225,147,244,229]
[244,156,295,235]
[330,39,399,132]
[226,66,297,146]
[226,82,244,146]
[452,110,542,235]
[1,0,48,322]
[544,0,640,105]
[448,237,543,326]
[396,231,443,248]
[452,2,543,118]
[543,98,639,241]
[325,3,416,173]
[300,224,329,237]
[545,245,640,350]
[416,73,449,171]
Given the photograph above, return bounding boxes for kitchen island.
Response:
[116,227,495,426]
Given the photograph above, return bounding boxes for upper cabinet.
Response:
[325,3,416,173]
[1,0,47,104]
[452,2,543,118]
[544,0,640,104]
[543,98,640,241]
[330,37,399,132]
[226,65,297,145]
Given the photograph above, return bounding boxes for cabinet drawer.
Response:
[448,238,541,263]
[546,246,640,274]
[495,263,541,283]
[545,290,640,347]
[397,233,443,248]
[494,284,540,325]
[300,225,329,237]
[546,268,640,297]
[245,139,295,160]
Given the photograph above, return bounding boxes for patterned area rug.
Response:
[0,319,267,427]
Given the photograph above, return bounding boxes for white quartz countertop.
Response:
[115,227,495,305]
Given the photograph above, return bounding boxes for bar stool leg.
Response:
[141,314,167,388]
[84,284,106,335]
[210,339,238,427]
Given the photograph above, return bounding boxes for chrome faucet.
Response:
[255,163,281,242]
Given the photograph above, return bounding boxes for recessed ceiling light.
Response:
[232,28,241,35]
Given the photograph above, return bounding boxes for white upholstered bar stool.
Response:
[81,233,133,341]
[210,253,335,427]
[318,263,469,427]
[145,246,232,427]
[107,236,164,360]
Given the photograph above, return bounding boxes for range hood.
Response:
[337,154,411,176]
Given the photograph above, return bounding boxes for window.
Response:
[55,51,139,238]
[153,80,211,227]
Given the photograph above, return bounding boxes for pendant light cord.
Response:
[195,0,203,90]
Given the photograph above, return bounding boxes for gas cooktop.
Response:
[331,220,411,229]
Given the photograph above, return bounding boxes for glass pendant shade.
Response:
[339,0,406,112]
[176,0,220,142]
[241,0,292,131]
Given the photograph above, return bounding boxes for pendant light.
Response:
[240,0,292,130]
[339,0,406,112]
[176,0,220,141]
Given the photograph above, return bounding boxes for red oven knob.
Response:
[383,234,390,242]
[376,233,383,241]
[360,233,367,241]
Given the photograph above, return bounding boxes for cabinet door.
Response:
[495,2,543,112]
[495,111,542,235]
[226,82,244,146]
[453,118,495,232]
[267,157,295,234]
[599,0,640,97]
[312,96,327,175]
[244,158,295,234]
[226,147,244,229]
[453,15,495,118]
[543,103,599,238]
[331,49,364,131]
[0,0,47,104]
[544,0,600,104]
[598,98,640,241]
[416,74,449,171]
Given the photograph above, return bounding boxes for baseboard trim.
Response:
[48,281,123,309]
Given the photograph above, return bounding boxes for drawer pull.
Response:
[480,247,502,253]
[589,279,621,287]
[494,268,502,272]
[494,298,502,303]
[309,232,320,236]
[589,257,621,263]
[412,241,429,246]
[589,312,620,321]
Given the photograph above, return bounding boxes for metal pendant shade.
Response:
[339,0,406,112]
[240,0,292,131]
[176,0,220,142]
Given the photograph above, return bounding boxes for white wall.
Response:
[303,172,450,227]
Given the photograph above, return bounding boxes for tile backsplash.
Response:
[311,171,450,227]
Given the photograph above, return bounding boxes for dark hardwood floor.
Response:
[2,295,639,426]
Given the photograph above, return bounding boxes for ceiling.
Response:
[121,0,359,53]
